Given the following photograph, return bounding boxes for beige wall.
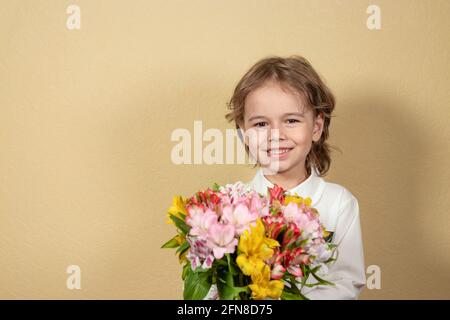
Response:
[1,0,449,299]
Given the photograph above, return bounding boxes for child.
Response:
[206,55,366,299]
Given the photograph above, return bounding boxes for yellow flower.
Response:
[166,195,188,224]
[236,219,279,276]
[285,195,303,205]
[236,255,266,276]
[285,195,312,207]
[248,265,284,300]
[303,197,312,206]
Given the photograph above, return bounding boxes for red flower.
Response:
[262,217,285,240]
[282,223,302,248]
[188,189,221,209]
[268,184,285,204]
[209,192,220,205]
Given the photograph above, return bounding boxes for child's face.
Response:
[240,80,324,175]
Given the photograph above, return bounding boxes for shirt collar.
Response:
[247,166,324,205]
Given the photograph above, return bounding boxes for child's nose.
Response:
[269,126,287,141]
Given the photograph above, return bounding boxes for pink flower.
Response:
[271,264,286,280]
[292,253,310,265]
[282,203,320,238]
[221,204,258,235]
[287,265,303,277]
[207,223,238,259]
[283,202,302,224]
[250,194,270,217]
[296,214,320,238]
[186,237,215,270]
[186,207,218,240]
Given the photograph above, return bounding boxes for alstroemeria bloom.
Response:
[282,202,303,224]
[282,203,320,239]
[220,181,250,205]
[207,223,238,259]
[186,207,218,239]
[295,213,320,239]
[166,195,188,225]
[221,204,258,235]
[270,263,286,280]
[236,219,279,276]
[270,248,305,278]
[250,195,270,217]
[249,265,284,300]
[285,195,312,207]
[263,217,285,240]
[268,184,285,204]
[186,237,215,270]
[308,241,333,263]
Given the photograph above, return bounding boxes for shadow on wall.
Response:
[338,79,450,299]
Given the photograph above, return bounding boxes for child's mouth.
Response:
[266,148,293,159]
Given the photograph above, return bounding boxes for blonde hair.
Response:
[225,55,339,177]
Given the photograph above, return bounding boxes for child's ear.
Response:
[312,113,324,142]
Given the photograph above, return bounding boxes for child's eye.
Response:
[286,119,300,124]
[254,122,268,127]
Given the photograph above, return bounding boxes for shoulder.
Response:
[320,180,359,215]
[323,181,357,202]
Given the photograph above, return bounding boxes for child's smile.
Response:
[240,79,324,178]
[266,146,294,160]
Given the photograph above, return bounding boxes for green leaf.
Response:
[286,275,302,295]
[300,265,310,289]
[226,254,238,275]
[183,268,212,300]
[324,257,337,264]
[220,263,235,290]
[161,236,180,249]
[216,265,248,300]
[310,270,334,286]
[182,263,190,281]
[309,265,322,274]
[217,283,249,300]
[170,215,189,235]
[214,259,228,267]
[212,183,221,192]
[191,265,213,273]
[298,265,334,288]
[176,240,190,254]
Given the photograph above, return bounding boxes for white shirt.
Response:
[247,166,366,300]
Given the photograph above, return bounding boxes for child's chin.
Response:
[261,161,291,174]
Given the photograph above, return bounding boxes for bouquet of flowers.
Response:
[161,181,337,300]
